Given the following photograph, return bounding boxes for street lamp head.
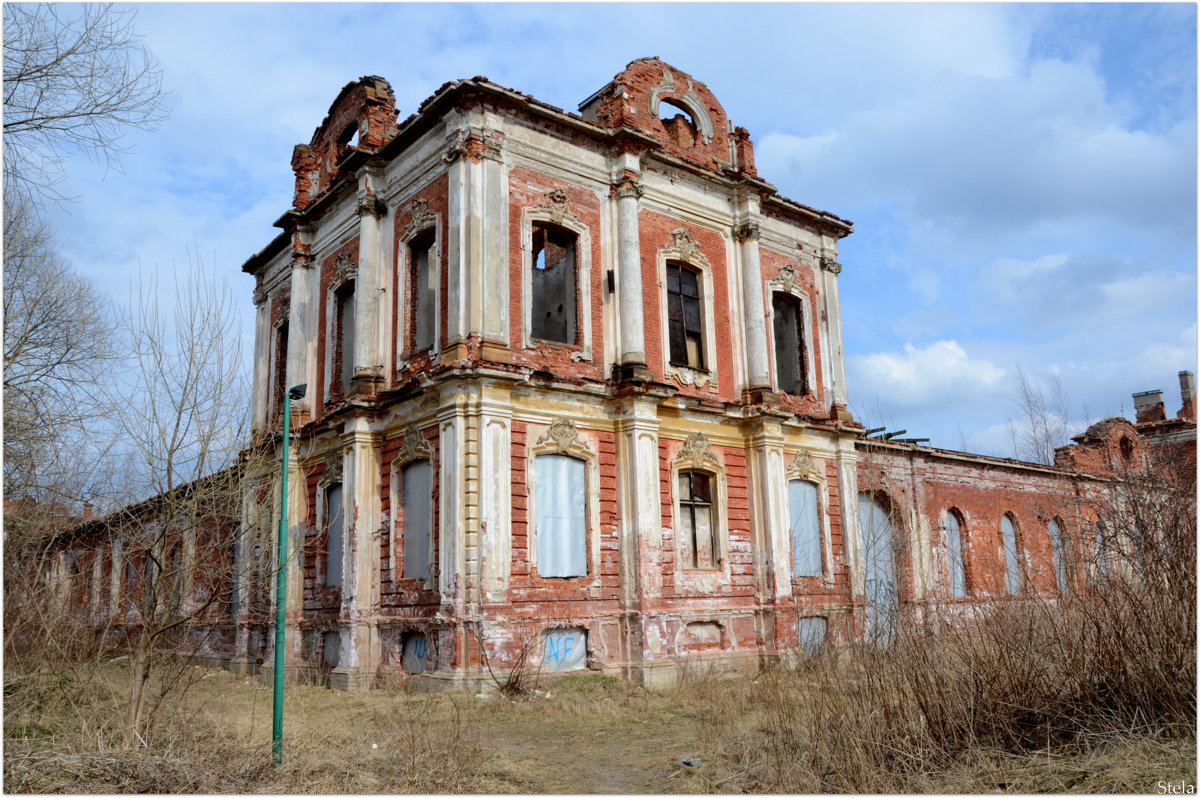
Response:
[288,384,307,400]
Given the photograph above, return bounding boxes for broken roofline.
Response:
[241,72,853,276]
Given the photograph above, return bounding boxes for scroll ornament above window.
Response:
[331,252,357,292]
[394,427,433,467]
[674,432,720,471]
[534,189,580,227]
[320,451,344,486]
[403,197,434,240]
[535,418,592,457]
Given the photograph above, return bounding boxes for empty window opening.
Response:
[274,322,289,415]
[772,293,807,395]
[797,616,827,657]
[322,631,341,668]
[335,284,355,396]
[534,454,587,577]
[945,510,967,597]
[530,222,577,344]
[1047,518,1068,594]
[400,460,433,581]
[401,632,428,674]
[1119,436,1134,462]
[339,123,360,152]
[788,479,821,577]
[1094,521,1109,580]
[1001,513,1021,594]
[542,627,587,671]
[658,99,697,149]
[679,470,718,570]
[409,228,436,352]
[324,482,344,588]
[666,262,704,369]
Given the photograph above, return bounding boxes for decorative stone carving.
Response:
[667,364,715,390]
[321,451,343,485]
[355,194,387,217]
[733,221,760,241]
[394,426,432,466]
[535,189,578,226]
[667,227,702,263]
[821,255,842,275]
[536,418,582,453]
[272,289,291,327]
[331,252,357,290]
[403,197,434,240]
[614,180,644,201]
[252,285,268,306]
[788,449,818,478]
[769,263,799,295]
[674,432,720,470]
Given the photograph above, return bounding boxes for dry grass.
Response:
[4,658,1193,794]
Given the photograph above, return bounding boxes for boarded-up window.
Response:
[666,262,704,368]
[531,222,576,344]
[797,616,827,656]
[946,510,966,597]
[401,461,432,580]
[535,454,586,577]
[542,627,587,671]
[772,293,807,394]
[679,470,718,570]
[336,286,355,395]
[1048,518,1068,594]
[410,229,436,352]
[324,483,344,588]
[858,493,898,644]
[1001,513,1021,594]
[322,631,340,668]
[402,632,428,674]
[788,479,821,577]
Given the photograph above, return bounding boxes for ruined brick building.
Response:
[44,59,1195,689]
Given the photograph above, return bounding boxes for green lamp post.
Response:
[273,383,306,766]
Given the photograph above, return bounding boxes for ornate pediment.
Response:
[666,227,703,263]
[534,189,579,226]
[320,451,343,485]
[331,252,357,290]
[535,418,583,454]
[403,197,434,240]
[394,427,432,467]
[769,263,800,295]
[787,449,820,480]
[674,432,720,470]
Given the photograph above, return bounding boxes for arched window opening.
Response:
[1047,518,1068,594]
[945,509,967,598]
[658,99,697,149]
[679,470,718,570]
[772,292,808,395]
[530,222,577,344]
[408,228,436,352]
[324,482,344,588]
[535,454,587,577]
[400,461,433,581]
[1001,513,1022,594]
[1094,520,1110,580]
[858,493,898,644]
[788,479,821,577]
[666,261,704,369]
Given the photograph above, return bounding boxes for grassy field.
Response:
[4,658,1195,794]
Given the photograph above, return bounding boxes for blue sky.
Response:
[40,3,1197,456]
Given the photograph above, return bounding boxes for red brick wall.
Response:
[392,175,449,383]
[506,166,606,381]
[760,249,827,417]
[638,210,735,401]
[314,237,359,420]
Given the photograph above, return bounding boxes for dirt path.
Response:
[477,706,706,793]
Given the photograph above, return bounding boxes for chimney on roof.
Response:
[1178,371,1195,421]
[1133,389,1167,424]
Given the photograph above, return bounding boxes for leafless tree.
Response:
[3,3,168,207]
[2,190,118,505]
[96,262,253,743]
[1008,366,1076,465]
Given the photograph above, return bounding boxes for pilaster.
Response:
[734,205,770,395]
[818,239,849,412]
[746,416,791,603]
[251,292,270,431]
[287,227,317,423]
[477,388,513,604]
[351,166,388,396]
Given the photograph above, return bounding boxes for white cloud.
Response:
[850,340,1008,411]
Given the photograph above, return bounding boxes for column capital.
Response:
[821,256,843,275]
[355,194,388,217]
[614,179,645,201]
[733,221,761,242]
